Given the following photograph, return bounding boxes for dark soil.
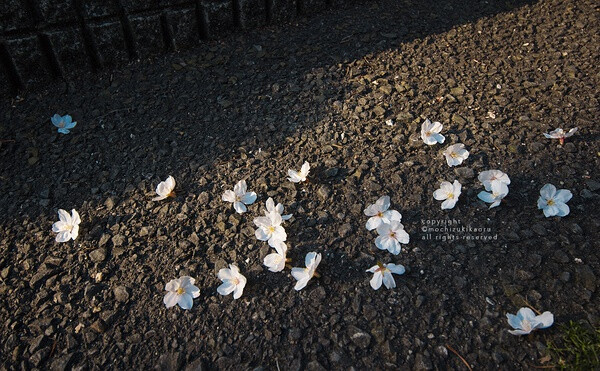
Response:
[1,0,599,369]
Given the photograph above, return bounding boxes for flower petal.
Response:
[178,293,194,309]
[234,180,246,195]
[294,276,310,291]
[222,190,236,203]
[506,313,522,330]
[478,191,495,203]
[433,189,448,201]
[369,272,382,290]
[377,195,390,211]
[163,292,179,308]
[71,210,81,225]
[540,184,556,200]
[304,252,317,267]
[291,268,307,281]
[516,307,536,321]
[300,162,310,176]
[366,265,378,273]
[233,284,245,299]
[51,114,61,126]
[55,231,71,242]
[58,209,71,223]
[441,198,456,210]
[555,202,570,217]
[70,225,79,240]
[382,271,396,289]
[383,210,402,222]
[165,176,175,190]
[218,268,233,281]
[233,201,247,214]
[253,216,271,228]
[287,170,302,183]
[365,216,381,231]
[364,204,382,217]
[387,264,405,275]
[543,205,559,217]
[265,197,275,212]
[255,227,270,241]
[533,311,554,329]
[554,189,572,203]
[217,281,235,296]
[52,221,67,232]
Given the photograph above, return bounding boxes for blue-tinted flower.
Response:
[51,114,77,134]
[538,184,572,217]
[506,307,554,335]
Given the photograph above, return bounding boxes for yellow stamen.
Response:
[448,193,454,199]
[176,287,185,295]
[547,199,555,206]
[450,152,458,158]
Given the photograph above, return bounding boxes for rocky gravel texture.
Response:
[1,0,599,369]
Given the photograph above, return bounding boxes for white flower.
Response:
[263,240,287,272]
[265,197,292,221]
[420,119,445,145]
[152,175,176,201]
[433,180,462,210]
[217,264,247,299]
[385,119,394,126]
[254,212,287,247]
[506,307,554,335]
[52,209,81,242]
[222,179,257,214]
[291,252,321,291]
[375,221,409,255]
[366,262,405,290]
[163,276,200,310]
[288,161,310,183]
[363,195,402,231]
[537,184,572,217]
[443,143,469,167]
[478,170,510,191]
[543,127,577,144]
[477,179,509,208]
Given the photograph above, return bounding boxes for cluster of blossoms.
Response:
[48,113,573,332]
[421,119,574,216]
[160,161,321,307]
[363,196,408,289]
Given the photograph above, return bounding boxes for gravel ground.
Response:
[1,0,599,369]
